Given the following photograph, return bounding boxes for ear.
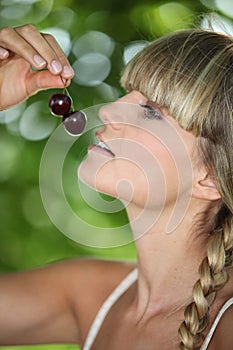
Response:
[192,173,221,201]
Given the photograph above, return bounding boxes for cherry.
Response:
[62,111,87,136]
[49,93,72,116]
[49,78,87,136]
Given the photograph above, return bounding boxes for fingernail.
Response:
[0,47,9,58]
[51,60,62,74]
[62,65,74,77]
[33,54,46,68]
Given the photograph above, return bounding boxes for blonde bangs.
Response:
[120,30,233,138]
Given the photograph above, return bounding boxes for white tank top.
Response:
[82,268,233,350]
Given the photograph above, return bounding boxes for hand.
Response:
[0,24,74,110]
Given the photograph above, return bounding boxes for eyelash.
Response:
[141,104,162,120]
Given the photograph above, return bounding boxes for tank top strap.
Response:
[83,267,138,350]
[200,296,233,350]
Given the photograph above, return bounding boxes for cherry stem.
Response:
[60,76,75,112]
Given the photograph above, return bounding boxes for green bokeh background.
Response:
[0,0,232,349]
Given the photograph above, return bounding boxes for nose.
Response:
[98,90,147,130]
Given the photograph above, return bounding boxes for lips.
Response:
[88,132,115,157]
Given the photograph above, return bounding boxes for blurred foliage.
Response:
[0,0,232,349]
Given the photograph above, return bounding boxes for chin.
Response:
[77,157,116,197]
[78,158,96,190]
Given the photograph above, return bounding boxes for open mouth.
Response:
[97,140,115,156]
[88,135,115,157]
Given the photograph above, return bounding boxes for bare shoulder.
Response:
[210,298,233,350]
[57,257,136,290]
[0,257,135,345]
[27,256,136,288]
[65,257,137,301]
[55,257,137,340]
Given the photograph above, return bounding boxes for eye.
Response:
[140,104,162,120]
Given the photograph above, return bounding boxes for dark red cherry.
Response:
[49,93,72,116]
[62,110,87,136]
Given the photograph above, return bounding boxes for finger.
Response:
[15,24,63,75]
[0,25,74,79]
[0,47,9,59]
[42,33,74,79]
[16,25,74,78]
[0,26,47,70]
[27,70,71,95]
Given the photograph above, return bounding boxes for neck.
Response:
[126,201,210,321]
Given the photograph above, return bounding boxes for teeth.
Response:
[98,140,110,151]
[97,139,115,157]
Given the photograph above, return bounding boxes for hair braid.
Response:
[178,213,233,349]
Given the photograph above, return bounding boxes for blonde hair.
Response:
[121,29,233,349]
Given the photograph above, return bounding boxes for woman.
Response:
[0,24,233,350]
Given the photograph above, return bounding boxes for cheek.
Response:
[138,126,194,202]
[116,138,180,208]
[121,134,190,210]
